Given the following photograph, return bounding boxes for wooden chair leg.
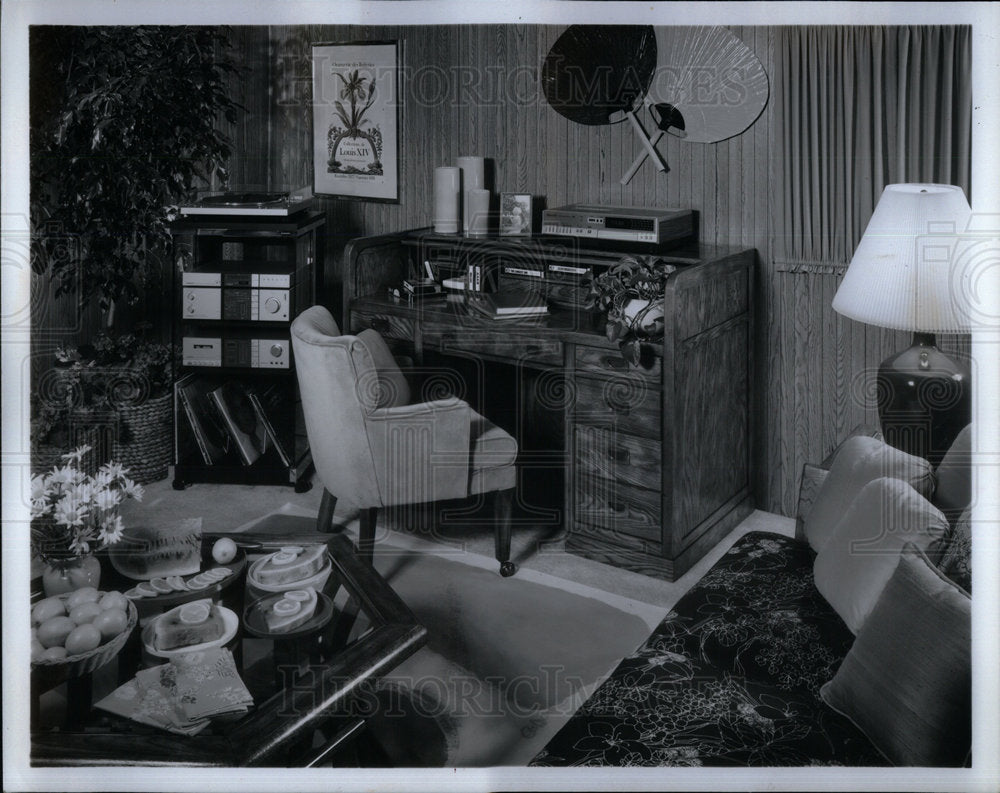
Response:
[494,489,516,577]
[359,507,378,565]
[317,489,338,534]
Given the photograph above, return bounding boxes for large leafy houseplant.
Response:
[586,255,677,367]
[30,25,241,313]
[30,26,241,478]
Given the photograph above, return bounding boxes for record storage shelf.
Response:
[169,211,324,491]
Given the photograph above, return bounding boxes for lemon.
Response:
[179,601,211,625]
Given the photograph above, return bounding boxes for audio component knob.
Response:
[264,296,282,314]
[269,344,284,358]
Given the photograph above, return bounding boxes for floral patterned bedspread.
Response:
[530,532,885,767]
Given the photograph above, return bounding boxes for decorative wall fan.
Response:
[542,25,770,184]
[541,25,669,173]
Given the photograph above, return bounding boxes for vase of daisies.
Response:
[31,445,144,596]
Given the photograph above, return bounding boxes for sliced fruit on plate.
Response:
[150,577,175,594]
[167,575,187,591]
[179,600,212,625]
[124,586,147,599]
[263,588,318,633]
[136,582,159,597]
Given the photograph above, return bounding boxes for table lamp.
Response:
[832,183,972,467]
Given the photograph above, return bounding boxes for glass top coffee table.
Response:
[31,532,427,768]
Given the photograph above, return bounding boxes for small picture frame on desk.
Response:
[500,193,532,236]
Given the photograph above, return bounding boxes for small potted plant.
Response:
[31,445,144,596]
[585,255,677,367]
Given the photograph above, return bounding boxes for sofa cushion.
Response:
[814,477,950,634]
[939,508,972,593]
[932,423,973,523]
[820,547,971,766]
[803,436,934,553]
[354,329,411,409]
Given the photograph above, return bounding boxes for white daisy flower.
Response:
[100,514,125,545]
[94,489,122,510]
[54,496,88,527]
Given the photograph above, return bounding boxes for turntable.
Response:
[179,192,315,217]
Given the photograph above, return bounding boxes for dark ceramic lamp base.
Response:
[877,332,971,468]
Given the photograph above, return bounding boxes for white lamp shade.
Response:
[832,183,972,332]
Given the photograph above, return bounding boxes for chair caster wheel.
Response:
[499,561,517,577]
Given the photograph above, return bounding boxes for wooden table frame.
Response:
[31,533,427,768]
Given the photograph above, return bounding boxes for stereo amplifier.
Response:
[181,272,291,322]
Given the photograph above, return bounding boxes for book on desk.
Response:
[467,291,549,320]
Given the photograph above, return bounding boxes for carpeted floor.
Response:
[131,466,794,766]
[236,504,666,766]
[115,472,795,766]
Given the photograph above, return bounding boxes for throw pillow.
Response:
[820,547,971,766]
[814,477,950,634]
[932,423,973,523]
[938,508,972,594]
[803,435,935,553]
[354,329,411,409]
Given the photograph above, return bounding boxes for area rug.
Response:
[234,504,665,766]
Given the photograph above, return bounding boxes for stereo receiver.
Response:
[541,204,694,245]
[181,272,291,321]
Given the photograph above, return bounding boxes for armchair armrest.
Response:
[364,397,475,505]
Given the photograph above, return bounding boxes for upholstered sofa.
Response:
[531,428,972,767]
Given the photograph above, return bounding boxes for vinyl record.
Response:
[541,25,657,126]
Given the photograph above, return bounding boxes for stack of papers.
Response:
[467,291,549,319]
[96,647,252,735]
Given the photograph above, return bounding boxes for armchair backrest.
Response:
[291,306,386,507]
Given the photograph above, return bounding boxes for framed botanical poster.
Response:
[312,41,400,202]
[500,193,533,236]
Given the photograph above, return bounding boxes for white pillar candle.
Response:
[457,156,485,233]
[467,188,490,237]
[433,166,461,234]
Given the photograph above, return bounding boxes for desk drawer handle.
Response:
[370,317,391,334]
[609,447,630,464]
[601,355,628,371]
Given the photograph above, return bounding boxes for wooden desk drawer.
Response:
[574,475,662,542]
[572,376,662,436]
[427,328,563,367]
[574,425,661,491]
[575,344,662,385]
[351,310,416,341]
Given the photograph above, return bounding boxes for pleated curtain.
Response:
[773,26,972,264]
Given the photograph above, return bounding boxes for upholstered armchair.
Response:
[291,305,519,576]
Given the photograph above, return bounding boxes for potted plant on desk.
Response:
[585,255,677,367]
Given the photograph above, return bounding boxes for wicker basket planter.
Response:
[111,392,173,485]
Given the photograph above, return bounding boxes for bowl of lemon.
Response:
[31,587,138,684]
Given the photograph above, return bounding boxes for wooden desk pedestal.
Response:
[344,231,754,581]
